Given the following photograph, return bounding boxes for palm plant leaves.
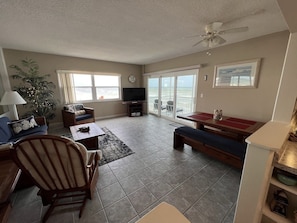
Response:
[9,58,58,121]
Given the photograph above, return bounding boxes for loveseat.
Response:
[0,116,48,145]
[62,103,95,128]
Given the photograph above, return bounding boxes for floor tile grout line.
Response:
[182,165,233,215]
[221,201,237,223]
[13,115,240,223]
[132,160,213,218]
[95,187,110,223]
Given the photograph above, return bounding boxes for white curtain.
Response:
[57,71,75,104]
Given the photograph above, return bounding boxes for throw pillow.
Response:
[8,116,38,135]
[64,104,75,113]
[74,104,84,111]
[75,110,86,116]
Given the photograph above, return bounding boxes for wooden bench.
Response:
[174,126,247,169]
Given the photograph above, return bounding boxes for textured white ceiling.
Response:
[0,0,288,65]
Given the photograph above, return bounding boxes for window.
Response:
[94,75,120,100]
[57,71,121,103]
[73,74,93,101]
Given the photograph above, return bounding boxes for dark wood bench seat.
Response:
[174,126,247,168]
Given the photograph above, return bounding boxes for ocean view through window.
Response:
[148,69,198,123]
[57,71,121,103]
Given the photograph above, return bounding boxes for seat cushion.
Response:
[9,125,48,142]
[0,117,12,143]
[75,114,93,121]
[175,126,246,160]
[8,116,38,135]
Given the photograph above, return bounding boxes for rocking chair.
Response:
[10,135,100,222]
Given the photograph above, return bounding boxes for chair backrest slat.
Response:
[18,142,54,190]
[12,135,88,191]
[66,146,79,187]
[42,139,69,190]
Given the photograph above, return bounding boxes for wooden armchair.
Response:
[62,104,95,127]
[10,135,100,222]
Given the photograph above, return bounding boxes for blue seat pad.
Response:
[10,125,48,142]
[175,126,246,160]
[75,114,92,121]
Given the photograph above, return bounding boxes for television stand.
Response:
[127,101,143,117]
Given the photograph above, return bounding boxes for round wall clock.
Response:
[128,75,136,83]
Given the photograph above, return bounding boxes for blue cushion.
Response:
[8,116,38,135]
[175,126,247,160]
[0,117,13,142]
[9,125,48,142]
[75,113,92,121]
[0,116,47,143]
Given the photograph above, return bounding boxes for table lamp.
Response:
[0,91,26,120]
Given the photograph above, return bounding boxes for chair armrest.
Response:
[84,107,94,111]
[86,153,96,168]
[62,110,76,115]
[0,143,13,160]
[62,110,77,127]
[35,116,47,126]
[84,107,94,116]
[86,150,101,168]
[86,150,100,180]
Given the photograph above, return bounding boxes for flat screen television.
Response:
[122,88,146,102]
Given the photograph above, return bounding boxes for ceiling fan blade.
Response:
[223,9,265,25]
[205,22,223,33]
[192,39,206,47]
[213,36,226,44]
[218,26,248,35]
[183,34,202,39]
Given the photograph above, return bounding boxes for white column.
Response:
[234,121,290,223]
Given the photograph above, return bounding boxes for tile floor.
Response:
[8,115,242,223]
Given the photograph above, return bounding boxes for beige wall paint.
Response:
[273,33,297,123]
[3,49,142,124]
[144,31,289,122]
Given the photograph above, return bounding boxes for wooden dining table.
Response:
[177,111,265,142]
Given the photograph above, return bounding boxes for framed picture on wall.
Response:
[213,58,261,88]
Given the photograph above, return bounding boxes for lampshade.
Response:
[0,91,27,105]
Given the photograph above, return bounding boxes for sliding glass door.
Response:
[148,69,198,122]
[161,76,175,118]
[148,78,160,115]
[176,74,196,115]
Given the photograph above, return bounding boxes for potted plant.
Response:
[10,58,58,123]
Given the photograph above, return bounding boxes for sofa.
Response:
[62,103,95,127]
[0,116,48,145]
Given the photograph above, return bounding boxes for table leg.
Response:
[78,137,99,150]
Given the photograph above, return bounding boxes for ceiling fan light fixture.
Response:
[213,36,226,45]
[208,39,215,48]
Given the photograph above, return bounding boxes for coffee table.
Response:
[70,123,105,150]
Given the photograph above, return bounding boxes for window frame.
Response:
[59,71,122,103]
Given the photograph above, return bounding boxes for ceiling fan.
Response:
[192,22,249,48]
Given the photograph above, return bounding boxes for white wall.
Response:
[272,32,297,123]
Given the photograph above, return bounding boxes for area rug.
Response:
[98,127,134,166]
[60,127,134,166]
